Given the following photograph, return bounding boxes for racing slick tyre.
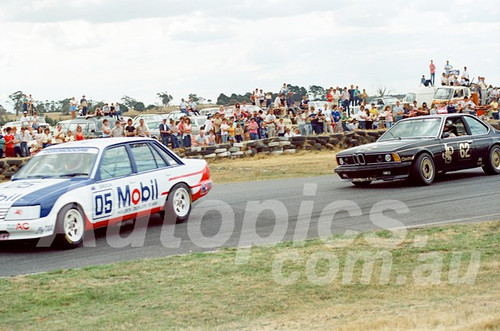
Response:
[411,153,435,186]
[352,180,372,186]
[55,204,85,249]
[162,184,192,223]
[482,145,500,175]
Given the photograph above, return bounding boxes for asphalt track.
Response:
[1,168,499,277]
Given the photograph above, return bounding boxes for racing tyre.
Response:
[411,153,435,186]
[56,204,85,249]
[482,145,500,175]
[162,184,192,223]
[352,180,372,186]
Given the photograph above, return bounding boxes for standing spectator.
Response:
[354,86,361,105]
[75,125,85,140]
[286,91,295,114]
[110,120,125,137]
[331,105,342,133]
[348,85,356,107]
[258,89,265,107]
[461,66,470,85]
[80,95,88,116]
[235,124,244,142]
[115,102,121,120]
[203,114,213,133]
[182,117,192,147]
[429,60,436,86]
[332,87,341,107]
[70,97,78,119]
[444,60,453,76]
[101,119,111,138]
[212,113,222,144]
[265,109,276,137]
[382,105,394,128]
[4,128,15,157]
[341,87,350,115]
[254,89,263,108]
[27,94,34,115]
[110,103,116,117]
[159,118,170,147]
[188,98,200,115]
[169,119,180,148]
[326,88,334,109]
[393,100,404,122]
[360,89,369,103]
[295,110,306,136]
[125,119,136,137]
[478,77,488,105]
[277,118,285,137]
[136,119,150,137]
[12,127,22,156]
[22,94,29,114]
[0,134,4,158]
[265,92,272,109]
[220,118,230,143]
[53,124,65,144]
[248,118,259,140]
[19,127,31,157]
[179,98,189,116]
[489,97,499,120]
[324,104,333,134]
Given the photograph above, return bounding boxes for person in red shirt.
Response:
[4,127,15,157]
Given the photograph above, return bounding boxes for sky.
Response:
[1,0,499,111]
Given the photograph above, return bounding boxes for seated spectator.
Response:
[346,118,358,131]
[65,130,75,142]
[207,130,216,145]
[194,130,209,146]
[490,97,499,120]
[53,124,65,144]
[284,127,298,137]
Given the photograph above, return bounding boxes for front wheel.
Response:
[162,184,192,223]
[56,204,85,249]
[411,153,435,185]
[482,145,500,175]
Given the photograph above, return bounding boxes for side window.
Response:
[130,143,159,172]
[464,116,489,135]
[454,118,468,136]
[152,142,181,166]
[99,146,133,180]
[148,144,168,168]
[88,123,96,132]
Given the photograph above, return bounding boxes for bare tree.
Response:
[376,85,392,97]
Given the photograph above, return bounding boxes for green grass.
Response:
[0,221,499,330]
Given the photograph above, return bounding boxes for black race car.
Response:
[334,114,500,186]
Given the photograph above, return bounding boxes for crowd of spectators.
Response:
[2,81,499,157]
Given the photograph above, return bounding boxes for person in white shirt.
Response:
[265,109,277,137]
[20,112,31,128]
[53,124,65,144]
[194,130,209,146]
[444,60,453,76]
[461,66,470,85]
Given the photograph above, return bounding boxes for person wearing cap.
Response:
[203,114,213,133]
[20,111,31,128]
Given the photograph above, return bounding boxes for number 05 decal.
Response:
[459,142,471,158]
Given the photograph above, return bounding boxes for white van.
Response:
[402,87,436,107]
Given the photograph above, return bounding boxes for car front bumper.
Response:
[334,162,413,181]
[0,216,56,241]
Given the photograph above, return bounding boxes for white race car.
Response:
[0,138,213,248]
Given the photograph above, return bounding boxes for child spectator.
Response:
[65,130,75,142]
[207,130,216,145]
[220,118,230,143]
[235,123,244,143]
[228,124,236,142]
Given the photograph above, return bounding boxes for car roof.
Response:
[43,137,157,150]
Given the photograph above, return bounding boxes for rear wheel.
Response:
[482,145,500,175]
[411,153,435,185]
[56,204,85,249]
[162,184,192,223]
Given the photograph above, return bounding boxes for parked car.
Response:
[0,137,213,248]
[432,86,473,108]
[57,116,117,138]
[402,87,436,107]
[335,114,500,186]
[369,96,400,110]
[132,114,162,123]
[199,107,220,117]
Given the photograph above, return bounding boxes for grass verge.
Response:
[0,221,498,330]
[208,151,336,183]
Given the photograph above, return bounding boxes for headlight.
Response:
[338,157,344,165]
[385,154,392,162]
[5,205,41,221]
